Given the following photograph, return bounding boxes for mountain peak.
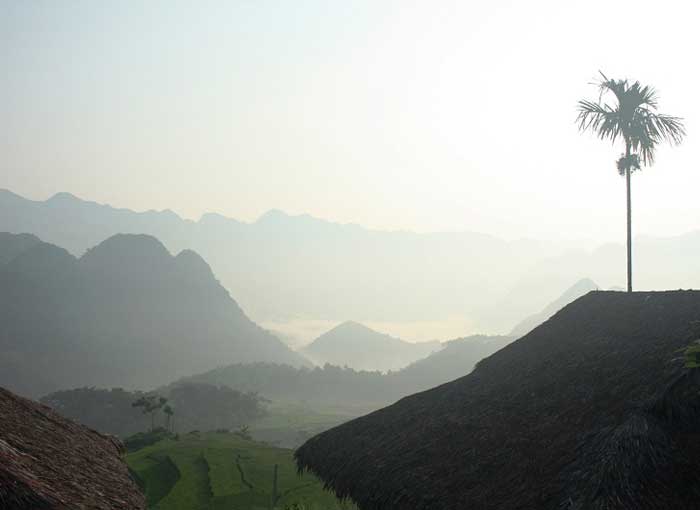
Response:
[333,320,372,333]
[175,249,214,279]
[510,277,599,338]
[5,241,77,275]
[303,321,437,372]
[47,191,81,203]
[80,234,172,269]
[256,209,290,224]
[199,212,243,228]
[0,232,42,265]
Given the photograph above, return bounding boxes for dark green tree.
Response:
[163,404,174,433]
[577,72,685,292]
[132,394,168,431]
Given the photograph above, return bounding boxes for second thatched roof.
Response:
[296,290,700,510]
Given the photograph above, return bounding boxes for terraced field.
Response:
[127,432,355,510]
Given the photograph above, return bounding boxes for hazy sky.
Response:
[2,0,698,242]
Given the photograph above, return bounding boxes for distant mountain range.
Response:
[3,189,700,338]
[0,232,308,397]
[302,321,440,372]
[0,189,583,333]
[176,332,514,412]
[509,278,599,338]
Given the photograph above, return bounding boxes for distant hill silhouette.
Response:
[0,232,41,264]
[0,233,309,397]
[0,189,581,333]
[394,334,513,386]
[302,321,440,371]
[176,333,512,409]
[510,278,599,338]
[7,189,700,337]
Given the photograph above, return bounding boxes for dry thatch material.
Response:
[296,291,700,510]
[0,386,145,509]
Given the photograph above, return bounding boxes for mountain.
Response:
[0,233,308,397]
[0,231,41,264]
[0,189,580,335]
[509,278,599,338]
[302,321,440,371]
[6,189,700,339]
[177,334,513,410]
[393,334,513,387]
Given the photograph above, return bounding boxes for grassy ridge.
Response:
[128,453,180,507]
[127,432,355,510]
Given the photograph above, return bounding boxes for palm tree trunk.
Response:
[625,144,632,292]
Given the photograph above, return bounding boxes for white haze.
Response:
[2,0,699,244]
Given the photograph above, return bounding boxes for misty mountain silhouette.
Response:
[302,321,440,372]
[509,278,599,338]
[394,334,513,386]
[0,232,41,264]
[177,333,514,412]
[0,232,309,397]
[0,189,579,332]
[6,189,700,336]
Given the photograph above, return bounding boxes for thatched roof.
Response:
[0,387,145,509]
[296,291,700,509]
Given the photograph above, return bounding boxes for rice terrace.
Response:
[127,432,355,510]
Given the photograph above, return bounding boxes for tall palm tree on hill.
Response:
[577,72,685,292]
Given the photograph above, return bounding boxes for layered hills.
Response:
[302,321,440,372]
[0,232,308,397]
[0,189,585,333]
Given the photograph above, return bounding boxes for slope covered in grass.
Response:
[127,432,354,510]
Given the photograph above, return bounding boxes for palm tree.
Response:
[577,72,685,292]
[163,405,174,433]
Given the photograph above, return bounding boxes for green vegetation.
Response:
[42,383,267,438]
[124,427,173,453]
[684,342,700,368]
[129,453,181,507]
[127,431,355,510]
[133,394,169,431]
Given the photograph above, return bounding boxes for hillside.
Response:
[178,333,510,410]
[0,232,41,264]
[0,233,308,397]
[127,431,355,510]
[509,277,599,337]
[165,332,512,449]
[302,321,440,371]
[296,290,700,510]
[393,334,513,387]
[41,384,267,439]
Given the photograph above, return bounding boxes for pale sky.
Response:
[2,0,698,242]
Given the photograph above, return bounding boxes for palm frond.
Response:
[576,100,622,143]
[577,71,685,170]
